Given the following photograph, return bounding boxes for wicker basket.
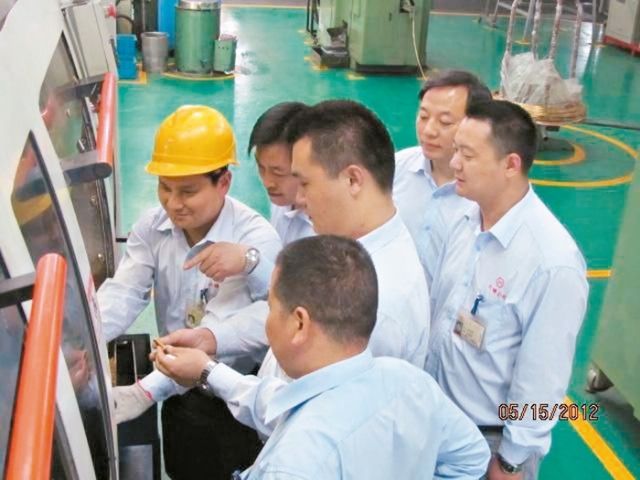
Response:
[494,93,586,126]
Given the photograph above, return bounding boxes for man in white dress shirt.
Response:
[101,105,281,479]
[393,70,492,286]
[426,100,588,479]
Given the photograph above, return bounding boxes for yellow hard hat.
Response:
[146,105,238,177]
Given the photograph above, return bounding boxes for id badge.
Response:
[454,310,486,349]
[185,303,205,328]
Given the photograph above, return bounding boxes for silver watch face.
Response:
[244,248,260,273]
[199,360,217,389]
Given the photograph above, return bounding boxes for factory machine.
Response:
[0,0,159,478]
[588,169,640,421]
[308,0,431,73]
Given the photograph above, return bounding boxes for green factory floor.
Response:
[118,6,640,479]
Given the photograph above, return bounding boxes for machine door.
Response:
[10,133,118,479]
[39,33,117,289]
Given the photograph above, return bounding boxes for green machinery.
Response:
[589,163,640,420]
[313,0,431,73]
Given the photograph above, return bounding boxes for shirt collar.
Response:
[284,206,312,225]
[264,349,374,424]
[488,186,534,248]
[406,149,432,175]
[432,180,457,198]
[463,186,534,248]
[155,196,235,246]
[357,210,404,255]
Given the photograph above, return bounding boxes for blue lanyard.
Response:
[470,293,484,315]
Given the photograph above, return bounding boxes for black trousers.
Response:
[162,389,263,480]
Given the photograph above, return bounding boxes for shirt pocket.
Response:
[478,295,520,352]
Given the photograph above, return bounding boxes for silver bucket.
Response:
[141,32,169,73]
[212,34,237,73]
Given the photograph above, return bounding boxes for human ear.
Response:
[504,153,523,178]
[343,165,365,194]
[291,306,311,346]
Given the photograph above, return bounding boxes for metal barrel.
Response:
[175,0,221,74]
[141,32,169,73]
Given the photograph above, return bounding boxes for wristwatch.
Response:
[243,247,260,274]
[496,453,523,475]
[197,359,219,391]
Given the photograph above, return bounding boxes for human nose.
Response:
[421,117,438,138]
[295,188,306,210]
[262,172,277,190]
[450,151,461,171]
[166,192,183,210]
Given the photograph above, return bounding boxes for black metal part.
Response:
[112,334,161,480]
[0,272,36,309]
[12,151,113,202]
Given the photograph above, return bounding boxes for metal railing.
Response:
[5,254,68,480]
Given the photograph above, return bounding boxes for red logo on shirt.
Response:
[489,277,507,300]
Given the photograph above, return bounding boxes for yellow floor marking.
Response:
[119,68,147,85]
[162,72,234,81]
[347,72,365,81]
[535,143,586,166]
[566,396,635,480]
[587,269,612,279]
[564,125,639,159]
[531,126,637,187]
[531,173,633,188]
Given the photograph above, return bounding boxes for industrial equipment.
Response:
[0,0,160,478]
[589,164,640,421]
[310,0,431,73]
[604,0,640,53]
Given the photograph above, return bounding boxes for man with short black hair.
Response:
[156,235,490,480]
[285,99,429,365]
[248,101,314,245]
[394,69,492,285]
[427,100,588,479]
[101,105,281,479]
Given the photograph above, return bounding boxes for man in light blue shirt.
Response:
[427,100,588,479]
[393,70,492,286]
[248,101,315,245]
[156,235,490,479]
[100,106,281,479]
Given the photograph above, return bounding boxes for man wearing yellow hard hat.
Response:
[98,105,281,479]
